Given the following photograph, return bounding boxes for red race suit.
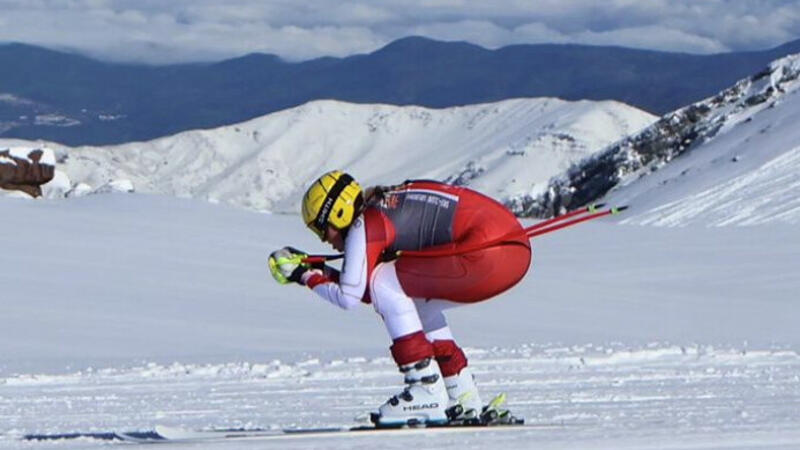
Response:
[305,180,532,307]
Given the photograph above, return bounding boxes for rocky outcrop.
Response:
[0,148,56,197]
[509,53,800,218]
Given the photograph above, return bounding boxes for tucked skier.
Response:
[269,170,532,426]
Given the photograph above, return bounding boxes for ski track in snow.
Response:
[2,344,799,449]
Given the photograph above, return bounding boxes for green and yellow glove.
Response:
[268,247,310,285]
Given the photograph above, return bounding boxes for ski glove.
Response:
[269,247,311,285]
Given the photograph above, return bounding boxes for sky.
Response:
[0,0,799,64]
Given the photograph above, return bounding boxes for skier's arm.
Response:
[301,217,367,310]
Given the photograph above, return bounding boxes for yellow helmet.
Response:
[301,170,363,238]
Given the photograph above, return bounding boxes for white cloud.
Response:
[0,0,797,63]
[574,26,729,54]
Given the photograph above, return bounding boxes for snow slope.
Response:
[1,98,655,211]
[520,53,800,226]
[5,340,799,450]
[609,54,800,226]
[1,193,798,449]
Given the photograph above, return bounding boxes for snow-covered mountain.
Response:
[0,98,655,212]
[517,53,800,226]
[10,48,800,229]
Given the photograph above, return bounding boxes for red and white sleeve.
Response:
[303,216,368,310]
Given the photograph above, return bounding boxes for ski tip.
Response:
[591,203,606,211]
[611,205,630,214]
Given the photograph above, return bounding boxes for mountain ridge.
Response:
[1,97,656,212]
[515,52,800,226]
[2,36,799,146]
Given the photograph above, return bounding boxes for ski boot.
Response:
[443,367,483,424]
[372,357,449,427]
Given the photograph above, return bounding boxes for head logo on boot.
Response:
[403,403,440,411]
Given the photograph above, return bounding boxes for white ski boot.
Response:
[444,366,483,422]
[375,357,449,426]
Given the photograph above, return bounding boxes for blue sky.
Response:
[0,0,798,64]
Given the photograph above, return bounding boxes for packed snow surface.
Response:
[4,343,800,450]
[1,194,798,449]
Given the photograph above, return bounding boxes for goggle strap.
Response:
[312,173,354,233]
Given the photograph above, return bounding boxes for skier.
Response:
[269,170,531,426]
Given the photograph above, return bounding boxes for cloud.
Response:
[0,0,797,63]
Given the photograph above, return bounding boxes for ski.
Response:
[151,421,551,442]
[21,430,162,442]
[155,395,530,442]
[19,421,556,444]
[20,393,538,443]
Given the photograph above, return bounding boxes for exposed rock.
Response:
[93,179,135,194]
[510,53,800,218]
[0,147,55,197]
[444,161,485,186]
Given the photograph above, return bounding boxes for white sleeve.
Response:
[308,216,368,310]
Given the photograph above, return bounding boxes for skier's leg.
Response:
[414,299,483,419]
[370,262,448,424]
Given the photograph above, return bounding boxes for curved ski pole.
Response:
[522,203,606,235]
[526,205,628,239]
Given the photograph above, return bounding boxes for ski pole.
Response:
[522,203,606,235]
[526,205,628,238]
[302,253,344,264]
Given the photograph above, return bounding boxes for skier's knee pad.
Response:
[432,339,468,377]
[390,331,435,366]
